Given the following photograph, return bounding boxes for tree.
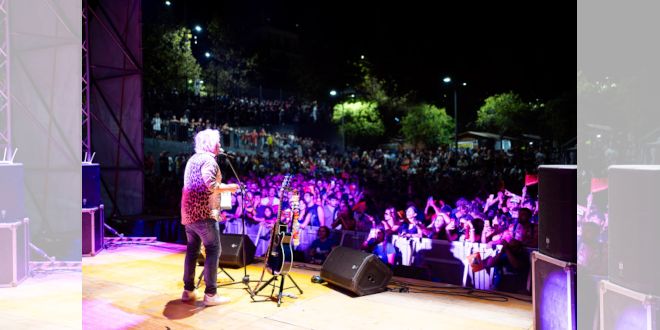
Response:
[332,101,385,146]
[476,91,529,137]
[540,90,577,146]
[203,16,259,95]
[400,104,454,148]
[143,13,202,98]
[610,66,660,138]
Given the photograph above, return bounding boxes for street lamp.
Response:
[165,1,171,5]
[443,77,465,151]
[195,25,201,32]
[330,90,345,154]
[205,52,210,58]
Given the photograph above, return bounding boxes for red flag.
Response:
[352,201,367,213]
[342,172,349,179]
[525,174,539,186]
[401,165,410,171]
[591,177,609,193]
[310,166,317,172]
[303,186,315,195]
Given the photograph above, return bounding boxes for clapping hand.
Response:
[504,190,512,197]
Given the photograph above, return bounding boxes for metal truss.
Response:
[0,0,11,156]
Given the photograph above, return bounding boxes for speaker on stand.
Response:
[599,165,660,329]
[533,165,577,330]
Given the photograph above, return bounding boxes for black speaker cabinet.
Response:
[600,279,659,330]
[320,246,393,297]
[532,251,577,330]
[197,233,256,268]
[82,163,101,208]
[608,165,660,296]
[82,205,104,257]
[0,163,26,221]
[538,165,577,262]
[0,218,29,287]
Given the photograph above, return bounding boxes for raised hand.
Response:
[522,186,527,196]
[587,193,593,206]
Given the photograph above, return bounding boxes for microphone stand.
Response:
[215,153,260,295]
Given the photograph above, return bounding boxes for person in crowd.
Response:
[322,193,340,227]
[331,204,356,230]
[382,207,405,236]
[145,151,155,175]
[488,208,538,249]
[398,206,424,238]
[309,226,338,264]
[254,206,277,229]
[577,221,608,328]
[151,112,162,138]
[362,227,395,266]
[304,190,325,227]
[485,238,530,295]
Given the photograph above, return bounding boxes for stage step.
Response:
[32,232,82,261]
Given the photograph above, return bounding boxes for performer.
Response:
[181,128,239,306]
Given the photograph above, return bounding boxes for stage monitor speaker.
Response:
[0,218,29,287]
[532,251,577,330]
[82,205,105,257]
[0,163,26,221]
[320,246,393,297]
[600,279,659,330]
[197,233,256,268]
[82,163,101,208]
[608,165,660,296]
[538,165,577,262]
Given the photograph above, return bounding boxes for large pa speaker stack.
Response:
[82,205,105,257]
[82,163,101,208]
[597,165,660,329]
[0,218,29,287]
[538,165,577,262]
[320,246,393,296]
[533,165,578,330]
[0,163,26,221]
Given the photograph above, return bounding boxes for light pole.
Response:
[443,78,466,152]
[330,90,345,154]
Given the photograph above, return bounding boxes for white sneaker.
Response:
[182,289,198,302]
[203,293,231,306]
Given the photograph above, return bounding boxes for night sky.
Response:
[143,0,574,124]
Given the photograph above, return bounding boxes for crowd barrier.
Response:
[223,220,537,292]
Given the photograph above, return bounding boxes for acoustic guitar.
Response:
[264,174,294,276]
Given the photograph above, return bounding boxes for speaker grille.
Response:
[538,165,577,262]
[532,253,576,330]
[608,165,660,295]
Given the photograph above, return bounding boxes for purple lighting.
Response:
[614,306,647,330]
[540,270,569,329]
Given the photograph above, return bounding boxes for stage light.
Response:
[205,52,210,57]
[443,77,451,82]
[195,26,201,32]
[330,90,337,96]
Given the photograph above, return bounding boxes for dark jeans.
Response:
[183,218,221,295]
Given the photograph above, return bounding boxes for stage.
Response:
[0,269,82,329]
[81,242,534,330]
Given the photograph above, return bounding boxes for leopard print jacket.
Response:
[181,152,221,225]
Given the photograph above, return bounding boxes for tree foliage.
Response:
[476,91,531,137]
[610,66,660,138]
[203,16,259,95]
[143,15,202,94]
[332,101,385,145]
[400,104,454,148]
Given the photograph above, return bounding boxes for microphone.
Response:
[218,148,234,158]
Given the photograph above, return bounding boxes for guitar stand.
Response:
[251,273,303,307]
[195,267,235,290]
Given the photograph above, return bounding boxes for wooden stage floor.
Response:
[0,269,82,329]
[80,242,533,330]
